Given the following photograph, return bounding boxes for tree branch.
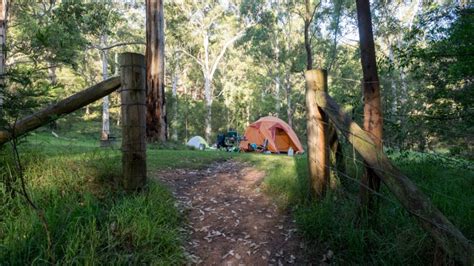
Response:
[177,49,205,69]
[209,25,252,79]
[93,41,146,51]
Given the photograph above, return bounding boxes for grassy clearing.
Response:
[240,151,474,264]
[2,126,472,264]
[0,132,231,264]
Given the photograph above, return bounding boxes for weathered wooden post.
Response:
[305,69,330,199]
[119,53,147,191]
[313,90,474,265]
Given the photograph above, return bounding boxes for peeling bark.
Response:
[146,0,167,142]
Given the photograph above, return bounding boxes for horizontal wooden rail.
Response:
[0,76,121,145]
[314,90,473,265]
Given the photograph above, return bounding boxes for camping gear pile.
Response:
[239,116,304,154]
[185,116,304,155]
[216,130,241,152]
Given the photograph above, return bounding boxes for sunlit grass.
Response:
[1,133,224,264]
[240,150,474,264]
[2,129,472,264]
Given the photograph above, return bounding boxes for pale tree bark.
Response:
[203,30,213,140]
[0,0,8,109]
[273,35,281,115]
[171,72,178,141]
[182,27,248,142]
[356,0,384,213]
[184,84,189,142]
[48,63,57,85]
[398,0,420,108]
[275,76,280,114]
[387,39,398,115]
[100,34,110,140]
[146,0,167,142]
[285,73,293,127]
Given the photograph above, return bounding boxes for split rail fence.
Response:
[305,69,473,265]
[0,52,147,191]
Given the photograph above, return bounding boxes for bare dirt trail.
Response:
[155,160,308,265]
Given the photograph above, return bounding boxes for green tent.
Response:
[186,136,209,150]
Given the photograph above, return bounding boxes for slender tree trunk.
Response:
[326,0,341,72]
[387,41,398,115]
[0,0,8,109]
[48,63,57,85]
[204,75,212,141]
[203,30,213,142]
[184,85,189,142]
[356,0,384,213]
[275,77,280,114]
[274,36,281,115]
[171,73,178,141]
[304,0,313,70]
[100,34,110,140]
[285,73,293,127]
[246,104,251,126]
[146,0,167,142]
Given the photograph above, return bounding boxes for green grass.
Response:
[2,125,472,264]
[236,154,310,207]
[0,131,233,264]
[239,150,474,264]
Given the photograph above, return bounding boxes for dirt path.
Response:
[155,160,307,265]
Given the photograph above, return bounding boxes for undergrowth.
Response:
[242,150,473,264]
[0,136,185,264]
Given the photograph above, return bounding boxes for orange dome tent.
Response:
[239,116,304,154]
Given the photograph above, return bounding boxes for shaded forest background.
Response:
[1,0,472,156]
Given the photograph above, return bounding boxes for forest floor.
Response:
[155,159,307,265]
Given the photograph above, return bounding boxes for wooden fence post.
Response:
[119,53,147,191]
[305,69,330,199]
[313,90,474,265]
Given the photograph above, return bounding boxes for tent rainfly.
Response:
[239,116,304,154]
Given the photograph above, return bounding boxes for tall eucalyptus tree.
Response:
[176,1,252,141]
[146,0,167,142]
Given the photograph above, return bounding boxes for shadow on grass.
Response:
[282,148,473,264]
[0,144,185,265]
